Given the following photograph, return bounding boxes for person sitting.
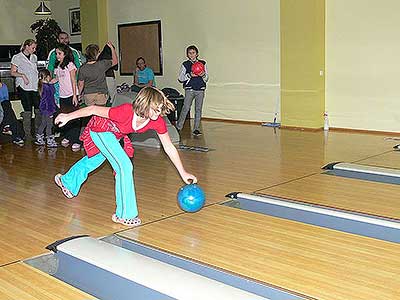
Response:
[131,57,155,92]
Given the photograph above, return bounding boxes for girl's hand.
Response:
[106,41,114,48]
[55,113,70,127]
[181,172,197,184]
[50,78,58,84]
[190,72,197,77]
[22,74,29,85]
[72,95,78,106]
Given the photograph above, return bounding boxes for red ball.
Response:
[191,62,205,76]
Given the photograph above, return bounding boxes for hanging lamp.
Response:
[34,1,51,15]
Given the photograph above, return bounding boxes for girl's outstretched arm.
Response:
[55,106,110,127]
[158,132,197,184]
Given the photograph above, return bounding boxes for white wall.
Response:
[108,0,280,122]
[0,0,51,45]
[52,0,81,44]
[0,0,80,45]
[326,0,400,132]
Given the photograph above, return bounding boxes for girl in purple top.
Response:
[35,69,57,147]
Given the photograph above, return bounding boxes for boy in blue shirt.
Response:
[0,81,24,145]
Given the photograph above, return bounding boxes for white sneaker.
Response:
[61,138,70,147]
[71,143,81,152]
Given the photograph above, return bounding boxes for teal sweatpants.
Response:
[61,131,138,219]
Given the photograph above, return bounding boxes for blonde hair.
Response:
[20,39,36,51]
[133,87,175,118]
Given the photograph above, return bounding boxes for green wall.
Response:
[280,0,325,128]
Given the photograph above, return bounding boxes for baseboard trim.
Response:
[201,118,400,136]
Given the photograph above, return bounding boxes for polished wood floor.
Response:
[1,121,400,299]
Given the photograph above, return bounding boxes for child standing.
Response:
[35,69,57,147]
[78,42,118,106]
[176,45,209,136]
[0,80,24,145]
[54,87,197,227]
[54,44,81,151]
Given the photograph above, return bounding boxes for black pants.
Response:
[60,96,81,144]
[0,101,23,140]
[17,86,39,111]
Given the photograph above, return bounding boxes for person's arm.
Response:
[201,64,209,82]
[158,132,197,184]
[42,86,50,113]
[69,67,78,105]
[107,41,118,66]
[178,64,190,83]
[78,80,84,96]
[72,50,82,68]
[55,105,110,127]
[10,64,29,85]
[47,51,57,76]
[133,68,139,85]
[146,69,155,87]
[0,103,3,124]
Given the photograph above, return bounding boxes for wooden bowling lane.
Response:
[0,263,96,300]
[356,150,400,169]
[118,205,400,300]
[257,172,400,220]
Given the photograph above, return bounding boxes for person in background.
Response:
[0,100,3,124]
[47,31,83,119]
[35,69,57,147]
[176,45,209,136]
[47,31,83,75]
[78,41,118,106]
[97,43,119,104]
[53,44,81,151]
[0,80,24,145]
[10,39,40,141]
[131,57,155,92]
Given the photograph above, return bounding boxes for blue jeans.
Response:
[61,131,138,219]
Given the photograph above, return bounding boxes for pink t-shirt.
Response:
[54,62,77,98]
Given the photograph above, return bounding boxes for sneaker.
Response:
[2,125,12,136]
[12,137,24,146]
[47,136,58,148]
[71,143,81,152]
[192,130,202,136]
[61,138,70,147]
[34,134,46,146]
[54,174,74,199]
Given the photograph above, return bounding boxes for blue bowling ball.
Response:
[177,183,206,213]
